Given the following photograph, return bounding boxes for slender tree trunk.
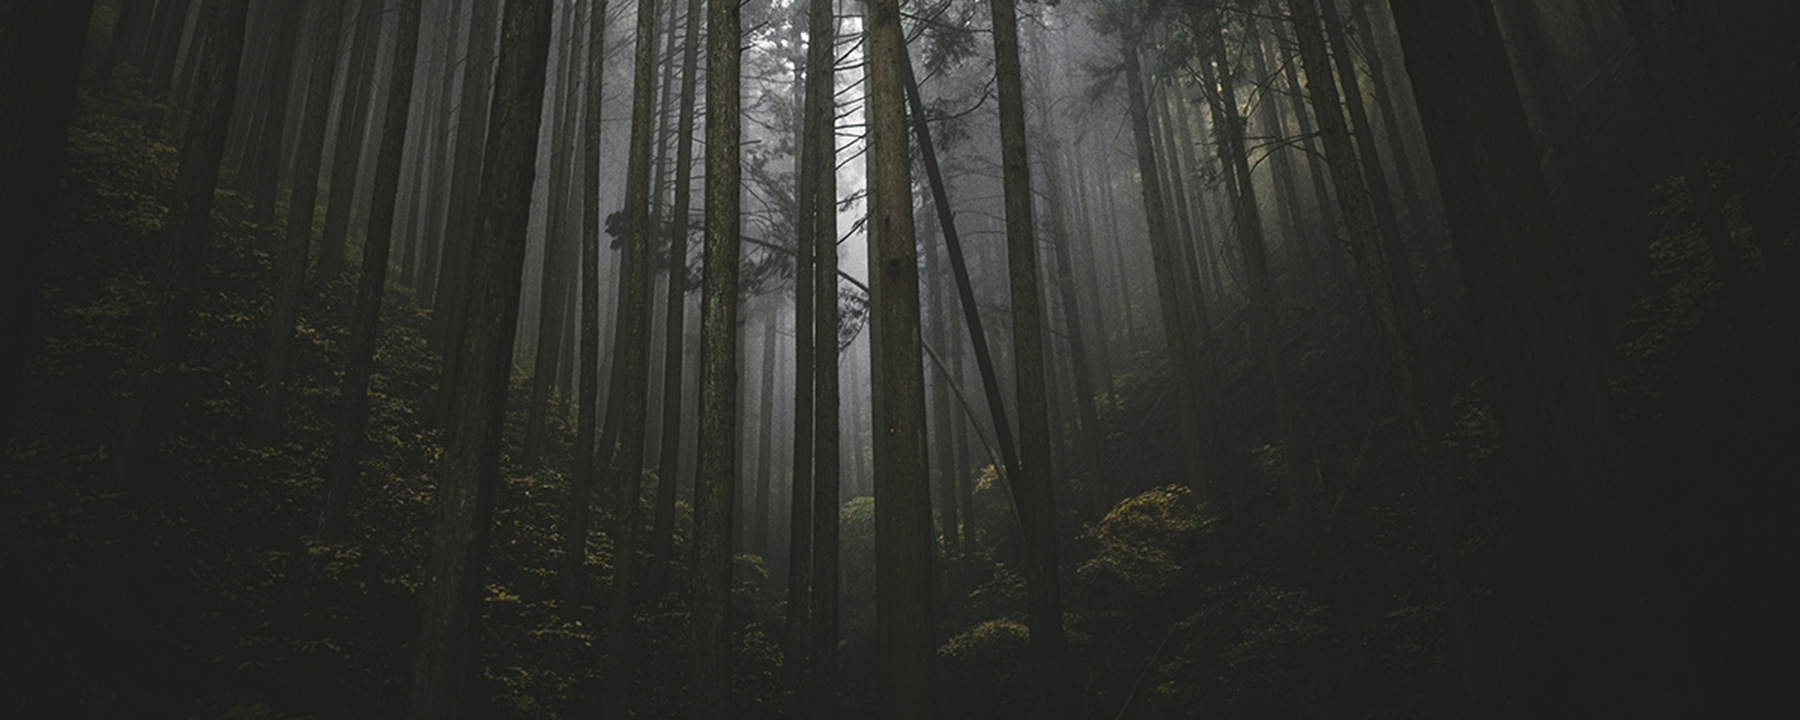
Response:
[104,0,246,487]
[691,0,743,714]
[925,218,963,554]
[0,0,95,432]
[783,0,821,696]
[249,0,348,446]
[752,314,778,558]
[804,3,841,711]
[321,0,425,545]
[430,0,501,421]
[1273,26,1354,301]
[602,0,666,714]
[523,1,584,470]
[558,0,609,613]
[649,0,706,590]
[867,1,936,716]
[899,48,1021,499]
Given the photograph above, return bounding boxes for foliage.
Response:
[1076,484,1213,611]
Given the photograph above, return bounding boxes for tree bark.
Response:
[867,1,936,716]
[691,0,743,714]
[804,0,841,710]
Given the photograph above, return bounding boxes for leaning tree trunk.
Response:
[105,0,247,488]
[321,0,426,545]
[691,0,743,715]
[405,1,554,717]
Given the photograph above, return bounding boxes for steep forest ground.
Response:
[5,36,1799,720]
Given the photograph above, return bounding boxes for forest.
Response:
[1,0,1795,717]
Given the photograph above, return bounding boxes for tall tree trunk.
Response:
[250,0,348,446]
[523,0,584,470]
[405,1,553,717]
[899,48,1021,502]
[602,0,665,714]
[925,218,963,554]
[104,0,246,487]
[558,0,609,613]
[0,0,95,432]
[321,0,426,545]
[691,0,743,714]
[867,1,936,717]
[430,0,501,422]
[752,314,778,558]
[804,2,841,711]
[783,0,821,697]
[1387,0,1660,713]
[649,0,706,590]
[315,0,382,281]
